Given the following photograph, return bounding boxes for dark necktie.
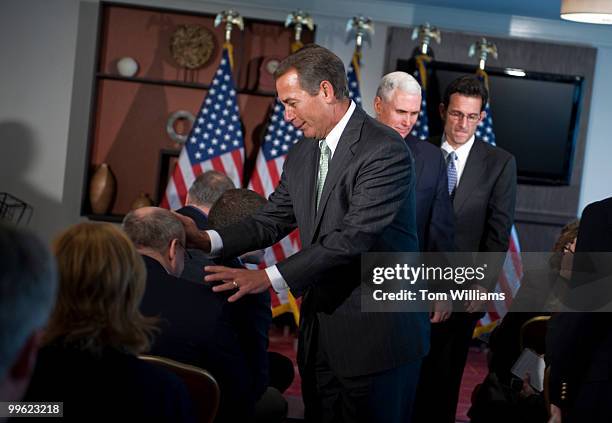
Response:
[447,151,458,199]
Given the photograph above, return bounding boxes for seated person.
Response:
[547,197,612,423]
[175,170,234,282]
[176,169,235,231]
[122,207,256,423]
[469,221,579,423]
[23,222,195,422]
[489,220,579,383]
[208,189,292,421]
[0,223,57,405]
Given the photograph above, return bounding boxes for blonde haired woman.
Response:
[24,222,195,422]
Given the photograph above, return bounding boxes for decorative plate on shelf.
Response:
[170,25,215,69]
[166,110,196,145]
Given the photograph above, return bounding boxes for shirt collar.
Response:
[322,100,356,158]
[441,134,475,162]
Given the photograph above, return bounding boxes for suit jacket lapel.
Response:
[453,139,488,214]
[301,140,318,239]
[311,108,364,241]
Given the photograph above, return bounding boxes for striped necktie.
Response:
[446,151,458,199]
[316,139,331,209]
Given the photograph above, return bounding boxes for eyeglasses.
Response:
[447,110,481,123]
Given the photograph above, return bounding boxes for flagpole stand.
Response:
[469,38,498,71]
[346,16,374,53]
[285,10,314,52]
[411,23,441,57]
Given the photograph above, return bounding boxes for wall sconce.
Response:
[561,0,612,24]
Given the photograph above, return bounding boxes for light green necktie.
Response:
[316,139,331,209]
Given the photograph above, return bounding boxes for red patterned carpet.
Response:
[268,325,489,422]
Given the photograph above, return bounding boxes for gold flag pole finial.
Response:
[411,23,441,56]
[285,10,314,44]
[214,9,244,45]
[346,15,374,53]
[469,37,498,71]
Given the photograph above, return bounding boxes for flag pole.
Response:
[467,38,524,338]
[285,10,314,53]
[409,23,441,140]
[214,9,244,69]
[468,37,498,89]
[345,16,373,107]
[411,23,441,91]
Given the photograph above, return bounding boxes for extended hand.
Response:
[172,212,211,251]
[204,265,271,302]
[465,284,489,313]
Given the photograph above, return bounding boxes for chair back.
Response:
[140,355,219,423]
[520,315,551,355]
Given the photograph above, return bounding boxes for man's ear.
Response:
[10,329,44,381]
[168,238,179,262]
[373,96,383,117]
[319,80,336,103]
[439,103,446,121]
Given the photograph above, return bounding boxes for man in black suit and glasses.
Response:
[413,75,517,423]
[175,44,429,422]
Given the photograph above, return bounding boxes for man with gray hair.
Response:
[123,207,187,277]
[122,207,258,422]
[374,71,454,257]
[374,71,454,325]
[176,170,235,231]
[0,223,57,404]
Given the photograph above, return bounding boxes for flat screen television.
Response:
[396,59,584,185]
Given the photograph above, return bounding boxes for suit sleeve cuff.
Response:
[206,230,223,257]
[266,265,289,293]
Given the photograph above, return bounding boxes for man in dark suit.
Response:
[374,71,455,325]
[176,44,429,422]
[122,207,256,423]
[373,71,454,254]
[208,189,291,422]
[413,75,517,423]
[548,196,612,423]
[175,170,234,282]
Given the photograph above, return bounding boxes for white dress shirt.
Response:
[209,101,357,293]
[441,134,475,186]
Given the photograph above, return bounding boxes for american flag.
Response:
[411,54,431,141]
[474,69,524,334]
[248,98,303,324]
[249,100,303,265]
[161,48,244,209]
[347,50,362,106]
